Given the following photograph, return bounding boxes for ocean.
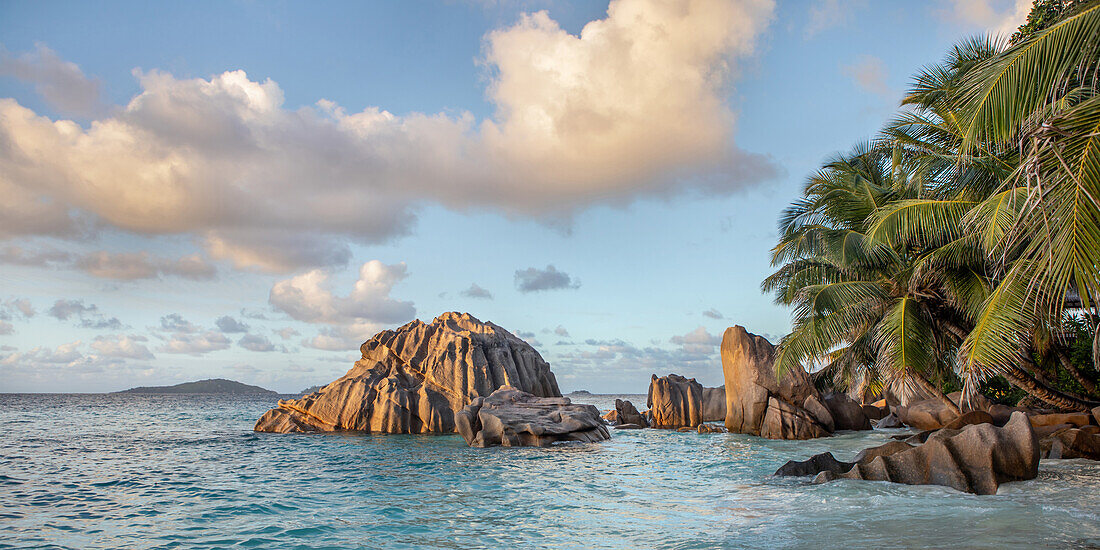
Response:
[3,392,1099,549]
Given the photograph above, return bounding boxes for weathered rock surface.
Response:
[761,397,830,440]
[775,452,853,477]
[862,403,888,421]
[1029,412,1093,428]
[455,387,610,447]
[255,312,561,434]
[702,386,727,422]
[697,423,729,434]
[814,412,1040,495]
[647,374,704,429]
[615,399,648,427]
[941,410,994,430]
[852,440,914,463]
[803,395,835,433]
[1041,427,1100,460]
[1093,405,1100,426]
[876,412,904,429]
[721,326,828,439]
[823,391,871,431]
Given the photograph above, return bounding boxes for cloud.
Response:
[0,245,72,267]
[805,0,866,37]
[843,55,892,98]
[460,283,493,300]
[553,325,570,337]
[939,0,1030,37]
[275,327,299,340]
[75,251,217,280]
[0,246,216,280]
[0,298,35,320]
[156,331,231,355]
[1,340,85,366]
[0,0,777,271]
[301,324,377,351]
[0,43,103,117]
[158,313,200,333]
[238,333,275,352]
[514,265,580,292]
[46,298,122,329]
[669,326,722,354]
[269,260,415,325]
[0,321,11,335]
[702,308,724,319]
[215,316,250,333]
[90,334,154,360]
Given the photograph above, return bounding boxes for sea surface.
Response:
[2,392,1100,549]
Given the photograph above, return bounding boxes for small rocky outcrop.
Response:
[1041,426,1100,460]
[721,326,830,439]
[814,412,1039,495]
[876,412,904,429]
[647,374,705,429]
[455,387,610,447]
[615,399,648,427]
[775,452,852,477]
[894,391,993,431]
[254,312,561,434]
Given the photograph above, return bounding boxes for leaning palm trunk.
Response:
[1055,348,1099,397]
[911,372,961,414]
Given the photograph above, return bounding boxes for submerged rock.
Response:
[647,374,704,429]
[254,312,561,434]
[775,452,852,477]
[455,387,610,447]
[720,325,830,439]
[814,412,1039,495]
[697,423,729,434]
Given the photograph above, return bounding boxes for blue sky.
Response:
[0,0,1030,393]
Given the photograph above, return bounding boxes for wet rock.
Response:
[615,399,648,428]
[941,410,994,430]
[455,387,610,447]
[647,374,704,429]
[601,409,618,424]
[255,312,560,434]
[697,423,729,434]
[775,452,853,477]
[875,412,904,429]
[761,397,830,440]
[815,412,1039,495]
[615,423,644,430]
[1042,427,1100,460]
[823,391,871,431]
[720,325,822,439]
[702,386,727,422]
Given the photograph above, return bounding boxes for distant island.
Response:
[300,385,324,395]
[117,378,277,394]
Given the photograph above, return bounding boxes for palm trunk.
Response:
[1005,364,1100,410]
[1055,347,1099,396]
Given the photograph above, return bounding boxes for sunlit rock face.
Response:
[254,312,561,434]
[455,387,610,448]
[721,325,844,440]
[647,374,705,429]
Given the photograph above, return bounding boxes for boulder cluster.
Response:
[455,387,610,447]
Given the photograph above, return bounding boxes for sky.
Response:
[0,0,1032,393]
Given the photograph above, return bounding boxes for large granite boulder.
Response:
[822,391,871,431]
[647,374,704,429]
[454,387,611,447]
[776,441,914,477]
[615,398,648,427]
[255,312,561,434]
[815,412,1040,495]
[702,386,726,422]
[721,326,829,439]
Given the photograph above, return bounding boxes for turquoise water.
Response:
[2,393,1100,549]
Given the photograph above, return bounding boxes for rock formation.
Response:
[454,387,610,447]
[822,392,871,431]
[254,312,561,434]
[721,326,831,439]
[615,399,648,427]
[702,386,726,422]
[647,374,705,429]
[814,412,1039,495]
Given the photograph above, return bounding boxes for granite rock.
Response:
[454,387,610,447]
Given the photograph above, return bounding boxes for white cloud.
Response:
[0,321,12,335]
[90,334,155,360]
[939,0,1031,37]
[0,0,777,272]
[75,251,217,280]
[156,331,231,355]
[0,298,35,320]
[514,264,580,292]
[269,260,415,325]
[843,55,892,98]
[238,333,275,352]
[0,43,103,117]
[1,340,84,366]
[275,327,299,340]
[702,308,724,319]
[669,326,722,354]
[460,283,493,300]
[47,298,121,329]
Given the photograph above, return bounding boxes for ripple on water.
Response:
[1,393,1099,549]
